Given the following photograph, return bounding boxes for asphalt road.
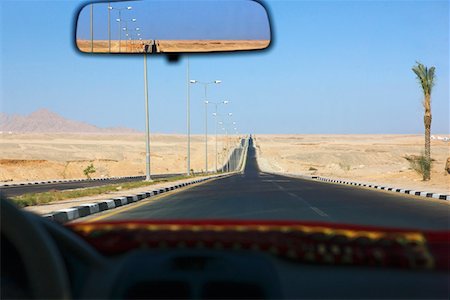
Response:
[1,174,182,198]
[94,138,449,230]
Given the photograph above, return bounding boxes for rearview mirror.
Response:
[76,0,271,54]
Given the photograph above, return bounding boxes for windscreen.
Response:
[1,0,449,231]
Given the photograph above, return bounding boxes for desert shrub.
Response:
[83,163,96,179]
[13,176,190,207]
[339,162,351,171]
[404,155,432,179]
[309,167,318,171]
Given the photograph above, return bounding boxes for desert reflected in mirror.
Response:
[76,0,271,53]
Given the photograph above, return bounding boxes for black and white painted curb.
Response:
[265,170,449,201]
[0,175,145,187]
[42,175,228,224]
[256,139,449,202]
[314,176,450,201]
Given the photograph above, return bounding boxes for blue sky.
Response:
[1,0,449,134]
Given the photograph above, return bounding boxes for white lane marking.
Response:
[224,208,287,218]
[271,182,329,218]
[262,180,291,182]
[259,172,274,177]
[272,181,285,191]
[311,207,329,217]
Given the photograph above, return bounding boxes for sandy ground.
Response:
[156,40,270,52]
[0,133,240,182]
[77,40,144,53]
[255,135,450,195]
[77,40,270,53]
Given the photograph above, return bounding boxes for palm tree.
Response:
[412,62,435,181]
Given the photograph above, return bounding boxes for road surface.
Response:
[1,174,182,198]
[90,138,449,230]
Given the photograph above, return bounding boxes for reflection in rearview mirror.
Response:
[76,0,271,54]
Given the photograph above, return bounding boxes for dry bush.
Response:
[404,155,433,179]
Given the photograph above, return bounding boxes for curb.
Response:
[0,172,193,188]
[314,176,450,201]
[1,175,145,187]
[41,175,228,224]
[252,139,449,202]
[261,171,450,201]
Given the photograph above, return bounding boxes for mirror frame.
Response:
[73,0,273,55]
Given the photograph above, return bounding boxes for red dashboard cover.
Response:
[68,220,450,271]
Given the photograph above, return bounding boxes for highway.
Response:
[0,174,182,198]
[90,138,449,230]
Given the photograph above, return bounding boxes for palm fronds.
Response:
[412,61,436,97]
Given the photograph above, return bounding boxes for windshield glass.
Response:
[1,0,449,231]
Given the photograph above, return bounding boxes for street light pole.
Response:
[118,11,122,52]
[214,106,218,172]
[190,80,221,174]
[212,104,230,172]
[121,19,137,52]
[123,22,129,52]
[205,99,208,173]
[225,128,229,172]
[221,127,226,171]
[143,50,151,181]
[218,115,234,172]
[125,28,140,53]
[186,57,191,176]
[108,2,111,52]
[90,4,93,53]
[110,6,132,53]
[233,128,238,171]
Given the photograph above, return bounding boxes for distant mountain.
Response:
[0,109,141,134]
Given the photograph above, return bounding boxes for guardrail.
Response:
[0,175,145,188]
[0,172,207,189]
[218,137,249,173]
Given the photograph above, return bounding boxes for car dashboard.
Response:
[2,214,449,299]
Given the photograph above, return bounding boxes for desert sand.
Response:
[156,40,270,52]
[77,40,143,53]
[255,135,450,195]
[0,133,239,182]
[77,40,270,53]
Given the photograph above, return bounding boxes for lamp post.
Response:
[219,126,226,171]
[125,27,141,52]
[218,116,235,172]
[109,5,132,52]
[209,101,229,172]
[143,44,151,181]
[123,27,141,52]
[190,80,221,173]
[90,4,94,52]
[222,127,229,172]
[233,127,239,171]
[107,3,110,52]
[231,122,237,170]
[133,31,141,52]
[120,19,137,52]
[110,5,133,52]
[186,58,192,176]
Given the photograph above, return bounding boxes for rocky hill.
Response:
[0,109,140,134]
